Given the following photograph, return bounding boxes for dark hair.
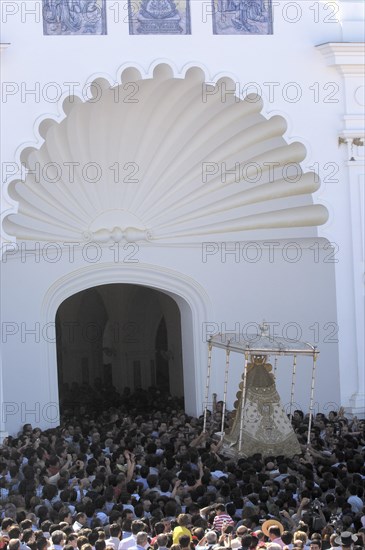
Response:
[131,521,146,535]
[241,535,253,549]
[22,529,34,543]
[77,537,89,549]
[20,520,32,531]
[52,531,65,545]
[36,538,48,550]
[215,504,226,512]
[269,527,282,538]
[178,535,191,548]
[153,523,165,536]
[157,534,168,547]
[109,524,121,538]
[1,518,15,531]
[281,532,293,545]
[8,528,21,540]
[95,540,106,550]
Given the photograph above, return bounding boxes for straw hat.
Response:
[261,520,284,537]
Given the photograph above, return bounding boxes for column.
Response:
[317,41,365,417]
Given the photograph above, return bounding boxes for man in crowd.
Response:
[0,397,363,550]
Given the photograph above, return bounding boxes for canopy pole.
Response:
[238,351,249,452]
[220,346,230,440]
[212,393,217,414]
[203,341,213,434]
[307,350,318,446]
[289,354,297,422]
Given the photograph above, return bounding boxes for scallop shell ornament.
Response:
[3,64,328,243]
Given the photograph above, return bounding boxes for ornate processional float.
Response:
[204,323,319,458]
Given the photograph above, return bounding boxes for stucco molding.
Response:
[2,61,327,245]
[316,42,365,73]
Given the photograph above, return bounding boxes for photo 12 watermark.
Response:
[201,241,339,264]
[1,80,140,104]
[1,320,142,344]
[2,161,140,185]
[200,160,339,185]
[201,320,339,344]
[1,401,60,425]
[1,241,140,264]
[201,1,340,27]
[201,80,340,105]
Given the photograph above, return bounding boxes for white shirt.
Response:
[118,534,137,550]
[347,494,363,514]
[105,537,120,550]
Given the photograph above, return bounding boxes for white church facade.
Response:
[0,0,364,438]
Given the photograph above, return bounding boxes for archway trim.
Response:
[41,262,213,421]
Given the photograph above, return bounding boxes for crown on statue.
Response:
[251,354,267,365]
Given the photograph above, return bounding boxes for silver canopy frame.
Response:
[205,328,319,449]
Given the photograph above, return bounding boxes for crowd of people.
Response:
[0,386,364,550]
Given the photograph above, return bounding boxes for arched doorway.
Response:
[56,283,184,416]
[155,316,170,392]
[39,262,211,428]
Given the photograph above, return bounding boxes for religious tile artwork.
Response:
[43,0,107,35]
[212,0,272,35]
[128,0,191,35]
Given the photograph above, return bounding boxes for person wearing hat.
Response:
[262,521,284,549]
[334,533,358,549]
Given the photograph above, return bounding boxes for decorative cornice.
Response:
[317,42,365,74]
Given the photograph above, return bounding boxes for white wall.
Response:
[1,239,339,435]
[1,0,364,434]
